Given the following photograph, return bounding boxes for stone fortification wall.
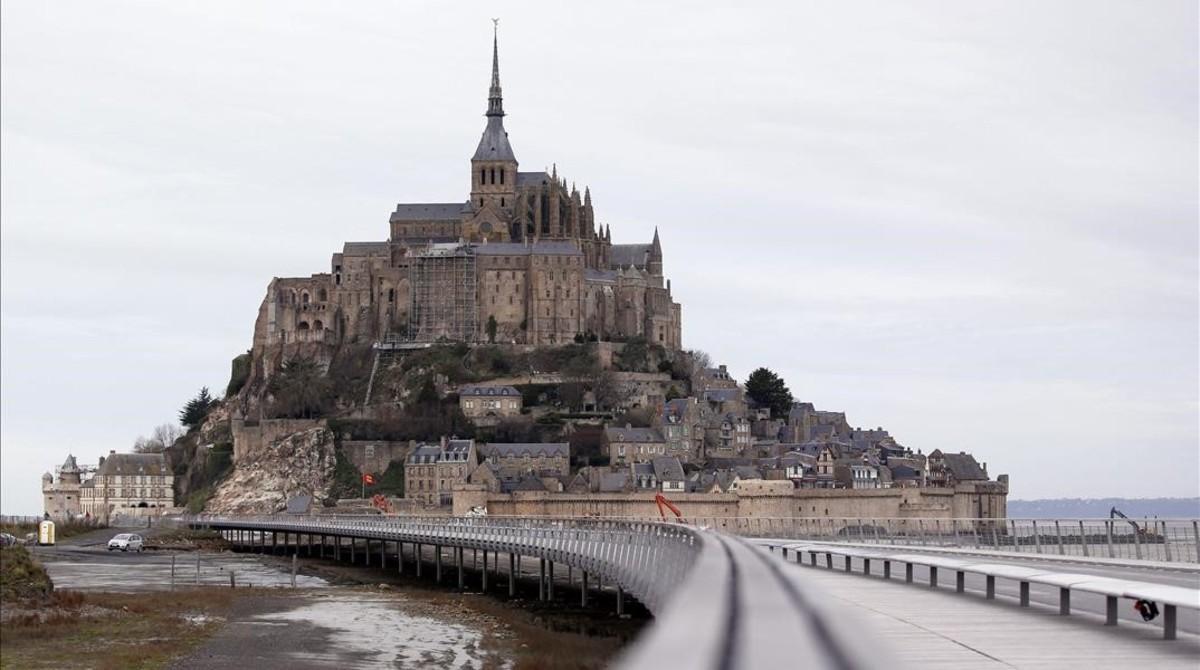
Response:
[232,417,324,463]
[453,481,1007,522]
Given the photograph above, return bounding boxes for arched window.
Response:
[481,168,486,184]
[317,288,327,302]
[313,320,324,330]
[490,168,496,184]
[297,321,310,331]
[301,292,310,304]
[387,288,395,303]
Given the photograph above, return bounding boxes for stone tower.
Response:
[469,24,517,223]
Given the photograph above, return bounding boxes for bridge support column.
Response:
[380,540,386,569]
[272,532,278,555]
[883,560,891,579]
[457,547,464,590]
[809,552,817,567]
[905,563,913,583]
[581,572,589,607]
[1105,595,1117,625]
[351,537,356,564]
[617,587,625,616]
[826,553,833,569]
[416,544,423,577]
[929,566,938,588]
[843,556,852,572]
[1059,588,1070,615]
[481,551,488,592]
[863,558,870,575]
[956,571,965,593]
[548,562,555,600]
[509,553,516,597]
[397,542,403,575]
[538,559,546,601]
[986,575,996,599]
[1019,581,1030,607]
[1163,604,1177,640]
[435,545,442,583]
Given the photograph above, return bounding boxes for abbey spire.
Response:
[472,21,516,163]
[487,21,504,117]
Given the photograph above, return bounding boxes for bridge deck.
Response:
[793,562,1200,668]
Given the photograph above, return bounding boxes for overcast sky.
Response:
[2,1,1196,514]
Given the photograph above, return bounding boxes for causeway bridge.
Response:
[189,515,1200,669]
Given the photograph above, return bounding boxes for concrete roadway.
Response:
[757,540,1200,637]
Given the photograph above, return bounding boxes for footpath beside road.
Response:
[791,562,1200,669]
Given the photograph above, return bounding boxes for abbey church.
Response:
[252,30,682,351]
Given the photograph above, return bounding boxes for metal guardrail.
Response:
[187,514,883,670]
[480,516,1200,565]
[766,541,1200,640]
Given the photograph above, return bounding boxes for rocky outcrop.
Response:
[205,427,337,514]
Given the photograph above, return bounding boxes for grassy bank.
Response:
[0,545,234,669]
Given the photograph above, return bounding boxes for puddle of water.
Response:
[252,593,507,670]
[40,551,328,591]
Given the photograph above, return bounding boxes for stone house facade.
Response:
[79,452,175,523]
[404,439,477,506]
[604,425,666,465]
[41,455,83,520]
[458,385,522,425]
[477,442,570,478]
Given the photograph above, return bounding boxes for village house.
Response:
[41,455,84,520]
[659,397,704,462]
[477,442,570,477]
[604,424,666,465]
[927,450,989,488]
[458,385,522,425]
[405,438,477,505]
[79,451,176,523]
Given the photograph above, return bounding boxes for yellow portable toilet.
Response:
[38,520,56,546]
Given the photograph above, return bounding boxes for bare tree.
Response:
[133,422,184,453]
[152,423,183,448]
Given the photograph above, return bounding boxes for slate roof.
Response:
[60,454,80,472]
[459,385,520,397]
[516,171,549,186]
[652,457,685,482]
[605,426,663,443]
[940,452,988,481]
[610,244,651,268]
[598,471,630,492]
[97,453,169,477]
[473,241,582,256]
[390,203,466,222]
[473,116,516,161]
[480,443,569,459]
[733,465,763,480]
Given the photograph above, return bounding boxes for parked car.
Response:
[107,533,144,552]
[0,532,17,547]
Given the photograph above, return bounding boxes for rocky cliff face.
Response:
[205,426,337,514]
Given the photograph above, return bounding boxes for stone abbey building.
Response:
[253,30,682,350]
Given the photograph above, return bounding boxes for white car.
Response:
[107,533,144,552]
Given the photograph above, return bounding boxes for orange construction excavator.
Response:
[655,492,684,523]
[371,494,395,515]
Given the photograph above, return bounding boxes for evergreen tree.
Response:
[179,387,214,429]
[744,368,793,418]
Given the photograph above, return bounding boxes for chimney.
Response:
[110,450,116,456]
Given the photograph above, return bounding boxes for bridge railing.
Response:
[187,514,884,669]
[452,515,1200,565]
